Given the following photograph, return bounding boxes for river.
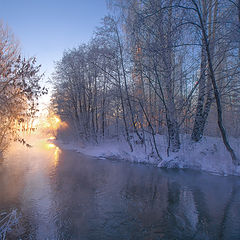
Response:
[0,138,240,240]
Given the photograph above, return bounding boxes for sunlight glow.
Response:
[35,113,68,138]
[54,146,61,167]
[54,116,60,123]
[48,136,56,140]
[44,141,61,167]
[46,143,56,149]
[47,115,68,131]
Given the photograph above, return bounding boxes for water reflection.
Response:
[0,140,240,239]
[44,141,61,168]
[46,143,56,149]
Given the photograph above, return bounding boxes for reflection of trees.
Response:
[53,153,133,239]
[218,184,240,240]
[26,152,240,240]
[118,169,169,239]
[191,189,210,238]
[164,182,204,239]
[118,171,213,239]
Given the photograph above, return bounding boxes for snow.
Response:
[54,134,240,177]
[56,137,160,165]
[0,209,20,240]
[159,135,240,176]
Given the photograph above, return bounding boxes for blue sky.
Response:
[1,0,108,80]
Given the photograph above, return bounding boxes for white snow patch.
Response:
[158,135,240,176]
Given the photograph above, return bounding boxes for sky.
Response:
[1,0,109,81]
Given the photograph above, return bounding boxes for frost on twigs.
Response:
[0,209,20,240]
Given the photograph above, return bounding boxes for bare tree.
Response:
[0,22,45,152]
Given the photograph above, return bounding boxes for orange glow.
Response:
[46,143,56,149]
[54,146,61,167]
[54,116,60,123]
[48,115,62,131]
[44,141,61,167]
[49,115,68,130]
[37,114,68,138]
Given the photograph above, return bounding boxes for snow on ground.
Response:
[54,134,240,177]
[159,135,240,176]
[56,137,160,165]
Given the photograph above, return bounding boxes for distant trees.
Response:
[52,0,240,163]
[0,22,45,152]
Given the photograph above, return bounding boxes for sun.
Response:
[34,113,68,138]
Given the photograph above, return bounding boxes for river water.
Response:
[0,138,240,240]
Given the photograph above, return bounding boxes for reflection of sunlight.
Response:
[54,146,61,167]
[46,143,56,149]
[44,142,61,167]
[48,136,56,140]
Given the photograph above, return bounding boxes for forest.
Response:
[51,0,240,166]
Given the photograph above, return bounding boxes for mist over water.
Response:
[0,138,240,239]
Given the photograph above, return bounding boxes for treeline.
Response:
[0,22,45,152]
[52,0,240,163]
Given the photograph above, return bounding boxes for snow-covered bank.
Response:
[159,136,240,176]
[54,135,240,177]
[55,138,160,165]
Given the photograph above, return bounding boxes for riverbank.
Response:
[54,134,240,177]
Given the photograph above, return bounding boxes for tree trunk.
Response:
[193,0,239,164]
[191,41,208,142]
[191,0,209,142]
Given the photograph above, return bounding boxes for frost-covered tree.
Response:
[52,0,240,161]
[0,22,45,152]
